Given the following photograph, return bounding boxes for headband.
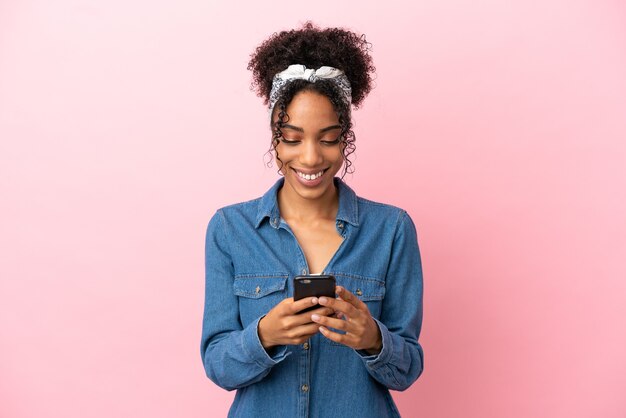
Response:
[268,64,352,119]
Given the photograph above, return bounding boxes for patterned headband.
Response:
[268,64,352,119]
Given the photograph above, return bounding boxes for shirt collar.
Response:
[255,177,359,229]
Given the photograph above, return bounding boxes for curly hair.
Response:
[247,21,376,177]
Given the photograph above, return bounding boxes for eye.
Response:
[320,135,342,146]
[280,137,301,145]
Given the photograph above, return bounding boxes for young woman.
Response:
[201,22,424,418]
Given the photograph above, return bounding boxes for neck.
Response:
[278,180,339,224]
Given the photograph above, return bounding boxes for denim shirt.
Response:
[201,177,424,418]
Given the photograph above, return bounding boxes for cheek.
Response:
[275,143,294,159]
[328,147,344,164]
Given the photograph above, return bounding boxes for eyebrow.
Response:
[282,123,342,133]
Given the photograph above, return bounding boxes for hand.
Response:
[258,297,335,349]
[311,286,382,355]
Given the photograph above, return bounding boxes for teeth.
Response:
[297,170,324,180]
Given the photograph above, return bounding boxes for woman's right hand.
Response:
[258,297,334,348]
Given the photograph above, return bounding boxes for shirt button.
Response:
[301,268,307,275]
[356,288,363,296]
[303,342,309,350]
[271,218,278,227]
[255,286,261,294]
[337,221,344,229]
[301,384,309,392]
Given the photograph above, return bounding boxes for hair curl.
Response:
[247,21,376,177]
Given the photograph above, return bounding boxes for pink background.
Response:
[1,1,625,417]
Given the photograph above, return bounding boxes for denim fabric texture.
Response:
[201,177,424,418]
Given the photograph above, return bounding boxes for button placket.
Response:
[298,335,311,416]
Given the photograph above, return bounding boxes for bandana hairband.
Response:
[268,64,352,119]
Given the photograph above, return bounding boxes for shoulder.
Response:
[356,194,411,223]
[357,195,405,215]
[208,178,283,228]
[217,197,261,218]
[337,178,410,228]
[206,196,262,233]
[353,193,418,242]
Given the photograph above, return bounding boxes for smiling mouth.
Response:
[293,168,328,181]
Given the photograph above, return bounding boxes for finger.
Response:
[287,296,319,315]
[290,307,334,326]
[318,325,352,347]
[310,313,349,331]
[318,295,358,317]
[335,286,367,311]
[288,322,322,339]
[299,306,335,318]
[333,311,345,319]
[292,301,335,316]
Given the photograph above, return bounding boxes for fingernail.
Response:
[311,314,320,321]
[319,297,328,304]
[311,297,318,304]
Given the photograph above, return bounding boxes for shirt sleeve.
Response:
[200,210,290,391]
[354,210,425,391]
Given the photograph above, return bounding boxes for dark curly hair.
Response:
[247,21,376,177]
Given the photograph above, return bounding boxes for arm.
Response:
[312,210,424,390]
[355,210,425,390]
[200,210,290,391]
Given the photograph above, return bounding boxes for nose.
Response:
[299,139,324,167]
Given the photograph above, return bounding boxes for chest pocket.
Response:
[233,274,289,326]
[323,273,386,347]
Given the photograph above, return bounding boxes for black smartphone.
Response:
[293,274,336,313]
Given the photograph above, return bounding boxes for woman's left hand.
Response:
[311,286,382,355]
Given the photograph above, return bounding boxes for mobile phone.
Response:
[293,274,336,313]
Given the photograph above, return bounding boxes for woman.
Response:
[201,22,424,418]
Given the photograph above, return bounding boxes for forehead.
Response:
[277,91,339,128]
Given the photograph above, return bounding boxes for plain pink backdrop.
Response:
[1,1,625,417]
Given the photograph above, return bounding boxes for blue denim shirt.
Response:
[201,177,424,418]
